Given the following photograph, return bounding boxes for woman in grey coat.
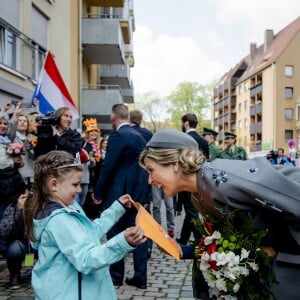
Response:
[139,129,300,300]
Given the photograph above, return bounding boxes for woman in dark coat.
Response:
[34,107,83,157]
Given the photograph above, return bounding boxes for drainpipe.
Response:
[79,0,83,127]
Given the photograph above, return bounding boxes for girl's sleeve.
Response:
[46,211,134,274]
[92,200,126,237]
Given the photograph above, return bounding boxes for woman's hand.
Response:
[124,226,147,246]
[17,190,29,209]
[119,194,133,208]
[260,246,277,259]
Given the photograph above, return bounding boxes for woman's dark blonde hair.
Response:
[23,150,82,241]
[139,147,206,174]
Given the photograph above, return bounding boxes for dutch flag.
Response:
[32,51,79,120]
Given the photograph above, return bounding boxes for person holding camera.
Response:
[266,148,293,167]
[34,106,83,158]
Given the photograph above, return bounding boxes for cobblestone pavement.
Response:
[0,205,194,300]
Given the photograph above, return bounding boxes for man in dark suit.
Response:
[94,104,150,289]
[129,109,153,142]
[181,113,209,158]
[176,113,209,244]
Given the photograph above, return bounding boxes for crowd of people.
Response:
[0,101,299,299]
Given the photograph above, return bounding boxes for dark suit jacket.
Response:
[94,124,150,209]
[131,124,153,142]
[187,130,209,159]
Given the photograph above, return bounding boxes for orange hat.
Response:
[83,118,99,132]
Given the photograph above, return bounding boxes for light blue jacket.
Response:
[31,200,134,300]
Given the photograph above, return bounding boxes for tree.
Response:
[132,91,171,132]
[167,81,214,131]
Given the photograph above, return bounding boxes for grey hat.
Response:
[146,129,198,150]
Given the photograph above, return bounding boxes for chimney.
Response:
[250,43,257,62]
[264,29,274,51]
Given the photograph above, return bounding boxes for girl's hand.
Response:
[124,226,147,246]
[119,194,133,208]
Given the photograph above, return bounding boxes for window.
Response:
[0,22,46,79]
[239,120,242,129]
[238,103,242,113]
[244,118,248,128]
[245,82,249,91]
[6,31,16,68]
[244,100,247,110]
[0,26,17,69]
[285,65,294,77]
[285,87,293,98]
[285,130,293,140]
[238,85,242,95]
[285,108,293,120]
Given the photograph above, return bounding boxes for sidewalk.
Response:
[0,204,194,300]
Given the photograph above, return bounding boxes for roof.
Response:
[238,16,300,82]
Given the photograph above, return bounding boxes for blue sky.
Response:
[132,0,300,97]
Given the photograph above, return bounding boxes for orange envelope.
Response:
[131,200,180,261]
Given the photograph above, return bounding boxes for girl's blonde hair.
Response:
[139,147,206,174]
[23,150,82,241]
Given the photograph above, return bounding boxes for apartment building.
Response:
[81,0,135,134]
[213,17,300,155]
[0,0,134,133]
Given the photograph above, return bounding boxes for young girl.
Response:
[24,150,146,300]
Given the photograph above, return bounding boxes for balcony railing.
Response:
[85,0,125,7]
[81,84,123,115]
[82,16,125,64]
[250,122,262,134]
[250,83,262,97]
[0,20,46,81]
[250,102,262,116]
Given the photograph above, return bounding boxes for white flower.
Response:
[223,270,236,281]
[248,262,259,272]
[204,231,221,245]
[227,252,240,266]
[233,283,240,293]
[216,252,228,265]
[239,265,250,276]
[215,278,227,292]
[201,252,210,262]
[240,248,250,260]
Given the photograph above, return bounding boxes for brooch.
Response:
[212,170,228,186]
[248,167,258,173]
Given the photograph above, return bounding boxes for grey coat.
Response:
[197,157,300,244]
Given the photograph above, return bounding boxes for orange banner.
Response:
[131,200,180,261]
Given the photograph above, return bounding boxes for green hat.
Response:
[202,127,218,137]
[224,131,236,139]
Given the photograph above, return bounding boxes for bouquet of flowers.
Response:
[88,140,101,162]
[24,137,38,151]
[7,143,26,156]
[193,210,276,300]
